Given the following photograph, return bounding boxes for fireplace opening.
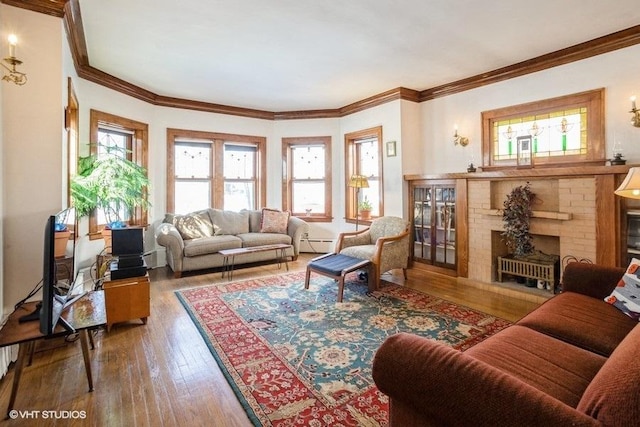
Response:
[491,231,560,292]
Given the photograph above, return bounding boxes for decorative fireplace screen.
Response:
[497,253,560,293]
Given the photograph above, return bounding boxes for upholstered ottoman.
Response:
[304,253,374,302]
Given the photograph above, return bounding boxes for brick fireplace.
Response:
[405,165,632,299]
[467,177,597,285]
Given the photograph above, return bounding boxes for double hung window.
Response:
[282,137,332,220]
[345,126,383,222]
[167,129,265,213]
[88,110,148,238]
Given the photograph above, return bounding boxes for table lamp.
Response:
[348,174,369,230]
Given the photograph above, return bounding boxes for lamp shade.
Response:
[615,167,640,199]
[348,174,369,189]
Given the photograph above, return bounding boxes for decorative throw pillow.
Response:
[243,209,263,233]
[173,212,216,240]
[260,208,290,234]
[211,209,249,235]
[604,258,640,320]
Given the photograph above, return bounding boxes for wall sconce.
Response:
[630,96,640,128]
[453,125,469,146]
[2,34,27,86]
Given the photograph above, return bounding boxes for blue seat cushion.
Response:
[308,254,367,276]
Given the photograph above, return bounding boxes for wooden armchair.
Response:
[335,216,410,286]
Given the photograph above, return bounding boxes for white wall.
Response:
[1,5,63,314]
[0,3,5,325]
[419,44,640,174]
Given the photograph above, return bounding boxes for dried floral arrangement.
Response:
[502,182,536,257]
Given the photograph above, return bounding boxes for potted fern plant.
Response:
[71,144,150,238]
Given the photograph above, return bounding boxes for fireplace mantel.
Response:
[479,209,572,221]
[404,164,633,182]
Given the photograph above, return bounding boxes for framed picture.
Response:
[386,140,396,157]
[516,135,532,168]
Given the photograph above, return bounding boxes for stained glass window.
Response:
[174,141,212,214]
[345,126,384,222]
[167,129,266,213]
[482,89,604,168]
[493,108,587,161]
[96,129,131,225]
[89,108,149,238]
[223,144,257,211]
[356,138,380,217]
[283,137,332,219]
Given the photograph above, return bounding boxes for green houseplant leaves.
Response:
[71,144,150,228]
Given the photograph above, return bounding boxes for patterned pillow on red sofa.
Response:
[604,258,640,320]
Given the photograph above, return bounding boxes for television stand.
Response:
[18,302,42,323]
[0,291,106,415]
[56,316,76,334]
[103,273,150,332]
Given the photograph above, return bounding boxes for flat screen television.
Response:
[40,215,75,335]
[19,212,83,334]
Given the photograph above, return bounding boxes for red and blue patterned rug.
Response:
[176,271,510,426]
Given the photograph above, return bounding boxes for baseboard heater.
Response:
[300,238,335,254]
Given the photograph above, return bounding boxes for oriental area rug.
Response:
[176,271,510,426]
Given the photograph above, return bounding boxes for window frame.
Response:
[166,128,266,213]
[282,136,332,221]
[344,126,384,224]
[173,140,214,213]
[222,142,260,212]
[88,109,149,239]
[481,88,605,169]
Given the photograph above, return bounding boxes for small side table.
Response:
[0,291,106,415]
[304,253,374,302]
[103,273,150,332]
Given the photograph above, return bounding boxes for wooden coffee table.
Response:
[219,243,292,280]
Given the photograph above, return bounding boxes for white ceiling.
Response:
[80,0,640,112]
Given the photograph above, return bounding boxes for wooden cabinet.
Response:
[103,273,150,332]
[407,178,468,277]
[411,181,457,271]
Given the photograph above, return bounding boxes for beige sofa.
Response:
[155,208,309,277]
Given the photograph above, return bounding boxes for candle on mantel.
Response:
[7,34,17,58]
[632,96,637,112]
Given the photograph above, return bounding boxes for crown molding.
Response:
[274,87,420,120]
[419,24,640,101]
[8,1,640,120]
[1,0,67,17]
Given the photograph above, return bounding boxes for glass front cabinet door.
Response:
[412,181,456,270]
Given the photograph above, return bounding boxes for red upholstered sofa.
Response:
[372,262,640,426]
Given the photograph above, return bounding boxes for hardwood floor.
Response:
[0,253,541,426]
